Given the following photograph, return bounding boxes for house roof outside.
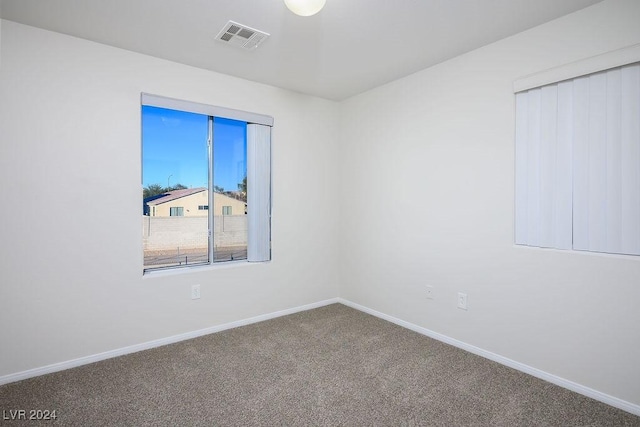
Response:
[145,188,206,206]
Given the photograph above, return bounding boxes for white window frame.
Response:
[141,94,273,273]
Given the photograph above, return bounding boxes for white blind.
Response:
[515,84,573,249]
[515,62,640,256]
[247,124,272,262]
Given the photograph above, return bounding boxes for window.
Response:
[169,207,184,217]
[141,94,272,272]
[515,61,640,256]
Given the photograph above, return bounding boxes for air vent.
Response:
[216,21,269,50]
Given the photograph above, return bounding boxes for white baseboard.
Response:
[337,298,640,417]
[0,298,339,386]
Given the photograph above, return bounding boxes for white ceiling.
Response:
[0,0,603,101]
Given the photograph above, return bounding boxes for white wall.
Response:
[0,20,340,377]
[340,0,640,407]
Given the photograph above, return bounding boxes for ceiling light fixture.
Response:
[284,0,326,17]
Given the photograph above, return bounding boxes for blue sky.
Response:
[142,106,246,191]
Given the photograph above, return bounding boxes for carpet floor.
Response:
[1,303,639,426]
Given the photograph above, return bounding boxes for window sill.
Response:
[513,244,639,260]
[142,259,269,279]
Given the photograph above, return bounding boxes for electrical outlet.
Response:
[457,292,467,310]
[191,284,201,300]
[426,285,434,299]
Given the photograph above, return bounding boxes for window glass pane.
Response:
[142,106,209,270]
[213,117,247,262]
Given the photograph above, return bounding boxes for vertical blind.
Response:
[247,123,272,262]
[515,62,640,256]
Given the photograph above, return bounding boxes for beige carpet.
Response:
[1,304,638,426]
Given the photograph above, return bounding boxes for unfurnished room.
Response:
[1,0,639,425]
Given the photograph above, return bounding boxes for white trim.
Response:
[514,43,640,93]
[141,93,274,126]
[337,298,640,417]
[0,298,339,386]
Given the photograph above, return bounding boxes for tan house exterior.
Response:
[145,188,246,217]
